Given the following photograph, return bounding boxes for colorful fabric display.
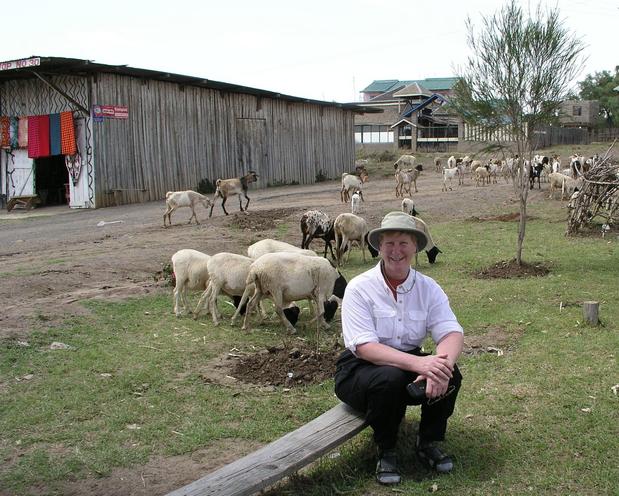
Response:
[28,115,51,158]
[49,113,61,155]
[18,117,28,148]
[9,117,19,149]
[0,117,9,148]
[60,111,77,155]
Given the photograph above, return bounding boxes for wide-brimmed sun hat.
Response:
[368,211,428,252]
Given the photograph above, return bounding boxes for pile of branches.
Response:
[566,142,619,236]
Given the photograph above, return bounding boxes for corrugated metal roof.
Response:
[393,82,431,98]
[0,56,381,113]
[362,77,458,94]
[360,79,400,92]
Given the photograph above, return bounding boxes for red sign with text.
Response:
[92,105,129,120]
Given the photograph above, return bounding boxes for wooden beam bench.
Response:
[166,402,367,496]
[6,195,41,212]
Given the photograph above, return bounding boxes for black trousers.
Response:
[334,348,462,451]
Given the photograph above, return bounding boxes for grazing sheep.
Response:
[334,213,378,266]
[209,171,259,217]
[340,171,368,203]
[163,190,212,227]
[548,172,581,200]
[351,191,361,214]
[409,215,442,264]
[394,164,423,197]
[239,252,348,333]
[248,238,317,259]
[300,210,335,259]
[401,198,418,217]
[192,252,271,326]
[171,249,211,316]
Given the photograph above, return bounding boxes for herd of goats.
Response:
[160,149,609,333]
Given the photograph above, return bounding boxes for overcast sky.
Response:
[2,0,617,103]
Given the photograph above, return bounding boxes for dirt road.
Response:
[0,170,546,338]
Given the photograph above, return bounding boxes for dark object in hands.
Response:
[406,380,427,402]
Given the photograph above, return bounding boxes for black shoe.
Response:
[416,438,453,473]
[376,449,401,485]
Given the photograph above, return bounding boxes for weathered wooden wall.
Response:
[92,74,356,207]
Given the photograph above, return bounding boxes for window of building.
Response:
[354,125,394,143]
[572,106,582,116]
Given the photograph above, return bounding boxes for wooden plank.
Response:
[166,403,367,496]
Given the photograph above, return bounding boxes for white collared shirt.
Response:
[341,262,463,353]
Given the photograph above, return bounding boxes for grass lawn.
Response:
[1,179,618,495]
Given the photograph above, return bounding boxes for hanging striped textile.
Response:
[49,113,61,155]
[60,111,77,155]
[18,117,28,148]
[0,117,10,148]
[9,117,19,149]
[28,115,51,158]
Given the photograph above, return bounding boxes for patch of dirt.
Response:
[468,212,537,222]
[228,207,305,231]
[230,344,343,387]
[462,325,525,355]
[474,259,551,279]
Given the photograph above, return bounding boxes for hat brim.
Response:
[367,226,428,253]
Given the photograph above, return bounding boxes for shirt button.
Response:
[397,336,401,339]
[398,318,402,322]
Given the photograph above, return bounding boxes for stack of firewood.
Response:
[566,142,619,235]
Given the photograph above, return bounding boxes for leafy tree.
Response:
[450,0,585,265]
[578,67,619,127]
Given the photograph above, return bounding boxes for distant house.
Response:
[558,100,600,128]
[355,78,461,152]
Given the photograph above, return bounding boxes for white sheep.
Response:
[401,198,418,217]
[163,190,212,227]
[334,213,376,266]
[441,166,460,191]
[548,172,581,200]
[351,191,361,214]
[239,252,346,333]
[474,165,490,187]
[193,252,268,325]
[340,172,366,203]
[248,239,317,259]
[171,249,211,316]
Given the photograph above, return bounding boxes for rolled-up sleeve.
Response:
[341,284,379,353]
[427,285,463,344]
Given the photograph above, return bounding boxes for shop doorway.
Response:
[35,156,69,206]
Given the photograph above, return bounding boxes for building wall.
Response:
[91,73,356,207]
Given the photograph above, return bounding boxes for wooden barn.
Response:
[0,56,378,209]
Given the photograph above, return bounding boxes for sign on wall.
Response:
[92,105,129,122]
[0,57,40,71]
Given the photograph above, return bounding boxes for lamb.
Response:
[170,249,211,316]
[401,198,418,217]
[447,155,457,169]
[209,171,259,217]
[394,164,423,197]
[239,252,347,333]
[340,171,367,203]
[300,210,336,258]
[434,157,442,173]
[351,191,361,214]
[248,238,317,259]
[441,166,461,191]
[333,213,378,266]
[163,190,212,227]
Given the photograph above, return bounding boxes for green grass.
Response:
[1,198,618,495]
